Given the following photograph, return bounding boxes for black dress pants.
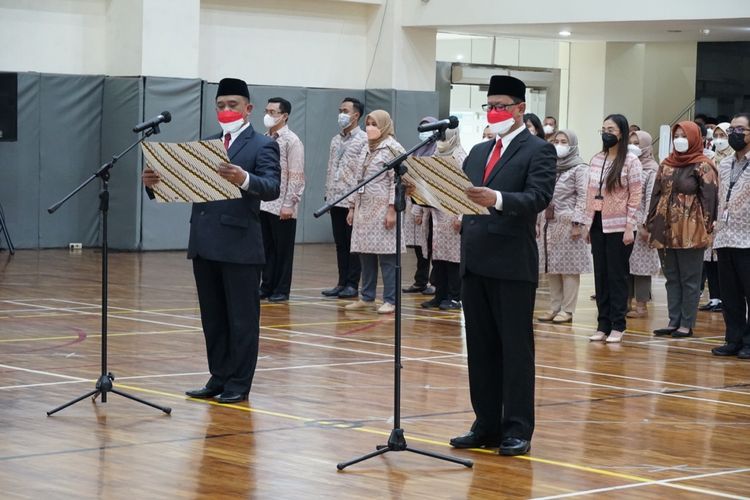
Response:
[590,212,633,333]
[462,271,536,441]
[260,211,297,296]
[717,248,750,346]
[329,206,360,289]
[192,256,262,394]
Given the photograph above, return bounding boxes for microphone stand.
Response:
[314,127,473,470]
[47,124,171,416]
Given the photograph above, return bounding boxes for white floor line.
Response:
[532,467,750,500]
[0,363,88,381]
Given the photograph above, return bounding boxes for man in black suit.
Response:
[142,78,280,404]
[449,75,556,455]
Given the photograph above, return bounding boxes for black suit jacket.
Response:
[186,126,280,265]
[461,128,556,284]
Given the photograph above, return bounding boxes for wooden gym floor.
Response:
[0,245,749,499]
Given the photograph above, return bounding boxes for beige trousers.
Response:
[548,274,580,314]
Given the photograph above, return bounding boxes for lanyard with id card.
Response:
[723,157,750,223]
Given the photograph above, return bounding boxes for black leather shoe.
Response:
[653,326,678,336]
[421,297,442,309]
[268,293,289,302]
[499,437,531,456]
[421,286,436,296]
[185,386,223,399]
[403,284,426,293]
[711,343,742,356]
[449,431,501,449]
[337,286,358,299]
[711,303,723,312]
[737,346,750,359]
[439,299,462,310]
[671,329,693,338]
[214,391,248,404]
[698,301,715,311]
[322,286,344,297]
[259,290,271,300]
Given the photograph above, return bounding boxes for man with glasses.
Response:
[142,78,281,403]
[712,113,750,359]
[449,75,556,456]
[260,97,306,303]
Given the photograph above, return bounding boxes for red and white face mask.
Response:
[217,109,245,135]
[487,108,515,136]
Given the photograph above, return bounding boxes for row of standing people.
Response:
[533,110,750,355]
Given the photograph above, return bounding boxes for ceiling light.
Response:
[558,30,571,37]
[456,54,464,60]
[701,28,711,35]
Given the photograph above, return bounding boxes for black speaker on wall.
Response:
[0,72,18,142]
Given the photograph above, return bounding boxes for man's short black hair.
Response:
[705,116,719,125]
[342,97,364,118]
[694,113,708,121]
[544,116,557,124]
[268,97,292,115]
[733,112,750,124]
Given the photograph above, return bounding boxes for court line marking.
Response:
[531,467,750,499]
[0,363,88,382]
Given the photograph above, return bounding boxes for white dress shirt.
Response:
[222,121,252,191]
[488,124,526,211]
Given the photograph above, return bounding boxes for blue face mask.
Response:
[338,113,351,129]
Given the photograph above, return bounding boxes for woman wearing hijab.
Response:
[536,130,592,323]
[700,122,733,312]
[403,117,436,295]
[585,114,642,344]
[346,110,406,314]
[625,130,662,318]
[647,121,719,338]
[418,127,467,310]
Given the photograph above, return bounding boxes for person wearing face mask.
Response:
[345,110,406,314]
[543,116,557,142]
[647,121,718,339]
[403,117,437,296]
[142,78,281,404]
[418,127,467,311]
[322,97,367,300]
[449,75,555,456]
[624,131,661,318]
[535,130,591,324]
[699,122,733,313]
[259,97,305,303]
[482,125,495,141]
[711,113,750,359]
[524,113,546,139]
[584,114,643,344]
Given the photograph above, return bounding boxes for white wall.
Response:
[568,42,607,161]
[604,43,646,128]
[0,0,106,74]
[199,0,370,88]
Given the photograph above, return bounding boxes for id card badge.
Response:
[334,170,340,182]
[723,209,730,223]
[358,186,365,194]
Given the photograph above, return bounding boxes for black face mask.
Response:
[728,132,747,151]
[601,132,619,149]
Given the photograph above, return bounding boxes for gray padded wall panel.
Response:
[102,77,144,250]
[0,73,41,249]
[38,74,104,248]
[141,77,202,250]
[302,89,365,243]
[394,90,439,150]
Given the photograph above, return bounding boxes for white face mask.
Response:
[554,145,570,158]
[418,131,432,142]
[489,117,515,136]
[627,144,642,157]
[713,138,729,151]
[706,128,714,139]
[673,137,689,153]
[263,113,281,129]
[220,118,244,135]
[338,113,352,129]
[543,124,555,135]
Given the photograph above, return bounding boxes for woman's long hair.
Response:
[603,113,629,192]
[524,113,546,139]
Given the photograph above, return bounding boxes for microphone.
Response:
[133,111,171,133]
[417,115,459,133]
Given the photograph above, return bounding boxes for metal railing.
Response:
[652,100,696,147]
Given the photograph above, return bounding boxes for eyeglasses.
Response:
[727,127,749,135]
[482,103,518,112]
[599,129,618,135]
[265,110,285,116]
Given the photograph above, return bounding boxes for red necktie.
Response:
[483,138,503,183]
[224,132,231,150]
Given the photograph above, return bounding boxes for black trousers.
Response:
[462,271,536,441]
[705,261,722,300]
[330,206,360,288]
[717,248,750,346]
[412,217,433,287]
[192,257,262,394]
[590,212,633,333]
[260,211,297,296]
[432,260,461,302]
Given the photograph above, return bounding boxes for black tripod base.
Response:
[336,428,473,470]
[47,373,172,416]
